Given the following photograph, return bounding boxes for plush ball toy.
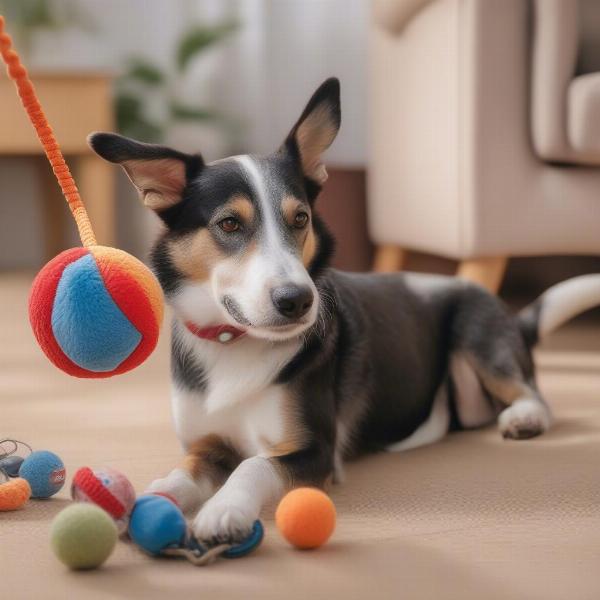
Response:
[19,450,65,498]
[275,488,336,549]
[71,466,136,533]
[29,246,163,378]
[128,494,187,555]
[0,476,31,511]
[50,503,118,570]
[0,20,164,380]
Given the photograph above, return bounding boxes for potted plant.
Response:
[116,20,240,158]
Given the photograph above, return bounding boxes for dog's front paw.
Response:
[498,398,552,440]
[192,494,257,543]
[145,468,206,513]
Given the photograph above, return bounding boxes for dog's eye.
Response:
[294,212,309,229]
[218,217,240,233]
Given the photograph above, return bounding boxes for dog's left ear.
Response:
[87,132,203,212]
[283,77,341,186]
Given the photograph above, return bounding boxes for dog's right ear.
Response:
[87,132,203,212]
[283,78,341,187]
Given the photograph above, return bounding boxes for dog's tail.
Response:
[518,274,600,347]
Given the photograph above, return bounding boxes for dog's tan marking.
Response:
[483,377,533,406]
[281,196,303,225]
[226,195,255,224]
[302,226,317,267]
[465,353,532,406]
[168,195,257,282]
[123,158,186,210]
[265,391,310,478]
[184,434,243,486]
[168,230,225,282]
[281,196,316,267]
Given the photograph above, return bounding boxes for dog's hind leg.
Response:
[476,358,552,439]
[457,338,552,440]
[453,287,552,440]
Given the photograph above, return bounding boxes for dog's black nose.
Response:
[271,285,314,320]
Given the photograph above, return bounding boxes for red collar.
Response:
[185,322,246,344]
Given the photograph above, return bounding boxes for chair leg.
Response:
[372,245,407,272]
[456,256,507,294]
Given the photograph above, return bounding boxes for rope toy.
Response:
[0,439,65,499]
[0,439,65,509]
[0,16,163,378]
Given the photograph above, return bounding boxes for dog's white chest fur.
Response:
[171,323,301,456]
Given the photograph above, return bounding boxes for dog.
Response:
[89,77,600,543]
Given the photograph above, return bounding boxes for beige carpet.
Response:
[2,272,600,600]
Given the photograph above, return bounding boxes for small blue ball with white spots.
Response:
[19,450,65,498]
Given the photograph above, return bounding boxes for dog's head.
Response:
[89,78,340,341]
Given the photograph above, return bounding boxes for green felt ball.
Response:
[50,504,118,570]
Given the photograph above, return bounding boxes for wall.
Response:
[0,0,368,268]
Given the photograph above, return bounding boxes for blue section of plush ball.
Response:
[19,450,65,498]
[129,495,187,555]
[50,253,141,372]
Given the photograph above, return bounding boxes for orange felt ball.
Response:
[0,477,31,511]
[275,488,336,549]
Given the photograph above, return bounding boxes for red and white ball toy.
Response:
[71,466,136,533]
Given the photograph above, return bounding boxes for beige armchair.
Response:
[368,0,600,291]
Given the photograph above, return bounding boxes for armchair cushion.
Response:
[372,0,434,35]
[532,0,600,165]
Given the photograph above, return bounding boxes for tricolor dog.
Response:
[89,78,600,542]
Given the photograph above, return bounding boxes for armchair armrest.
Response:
[530,0,579,162]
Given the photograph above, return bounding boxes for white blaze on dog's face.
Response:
[88,78,341,341]
[208,155,319,340]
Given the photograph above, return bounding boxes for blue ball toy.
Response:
[19,450,65,498]
[129,494,187,555]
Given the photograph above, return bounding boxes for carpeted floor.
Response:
[2,272,600,600]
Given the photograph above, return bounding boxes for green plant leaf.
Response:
[115,93,143,127]
[170,102,221,122]
[115,93,163,142]
[176,20,238,72]
[0,0,59,29]
[0,0,95,30]
[124,59,165,86]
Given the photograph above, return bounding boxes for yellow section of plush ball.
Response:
[50,504,118,570]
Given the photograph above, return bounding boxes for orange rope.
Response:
[0,16,97,247]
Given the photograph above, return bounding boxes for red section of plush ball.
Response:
[28,247,91,377]
[72,467,127,519]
